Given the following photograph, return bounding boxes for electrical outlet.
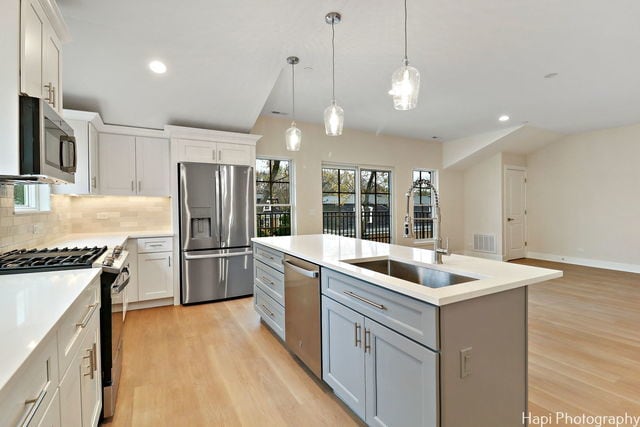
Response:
[32,224,44,235]
[460,347,472,378]
[96,212,109,220]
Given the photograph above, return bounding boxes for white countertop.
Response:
[41,230,174,249]
[0,268,102,391]
[252,234,562,306]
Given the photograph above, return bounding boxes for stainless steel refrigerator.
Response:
[179,162,254,304]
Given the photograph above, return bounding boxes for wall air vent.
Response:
[473,233,497,254]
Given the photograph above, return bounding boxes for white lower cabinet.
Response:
[138,252,173,301]
[37,389,61,427]
[322,295,438,427]
[59,299,101,427]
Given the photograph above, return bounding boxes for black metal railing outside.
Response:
[360,210,391,243]
[322,211,357,238]
[257,212,291,237]
[413,206,433,240]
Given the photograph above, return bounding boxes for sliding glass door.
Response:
[322,166,392,243]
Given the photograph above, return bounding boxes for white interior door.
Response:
[504,168,526,260]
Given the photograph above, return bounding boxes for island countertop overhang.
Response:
[251,234,562,306]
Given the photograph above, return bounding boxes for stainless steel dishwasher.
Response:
[283,254,321,378]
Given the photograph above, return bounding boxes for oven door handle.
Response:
[111,266,130,294]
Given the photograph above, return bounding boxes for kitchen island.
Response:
[252,234,562,427]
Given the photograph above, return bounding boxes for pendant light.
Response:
[389,0,420,110]
[324,12,344,136]
[285,56,302,151]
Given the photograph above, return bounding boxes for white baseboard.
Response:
[463,250,504,261]
[113,297,174,312]
[526,251,640,274]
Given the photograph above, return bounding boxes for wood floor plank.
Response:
[104,259,640,426]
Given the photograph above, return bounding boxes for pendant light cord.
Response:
[404,0,409,65]
[331,19,336,102]
[291,62,296,120]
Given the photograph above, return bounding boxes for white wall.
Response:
[526,123,640,271]
[251,115,465,251]
[0,0,19,175]
[463,153,503,258]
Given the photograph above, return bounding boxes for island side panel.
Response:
[439,287,527,427]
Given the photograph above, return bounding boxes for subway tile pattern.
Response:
[0,185,171,252]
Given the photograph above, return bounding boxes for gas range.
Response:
[0,245,129,275]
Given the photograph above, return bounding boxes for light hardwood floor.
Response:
[104,260,640,427]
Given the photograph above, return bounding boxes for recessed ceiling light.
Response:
[498,115,510,122]
[149,60,167,74]
[544,72,559,79]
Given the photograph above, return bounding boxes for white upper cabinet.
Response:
[98,133,170,196]
[217,142,252,165]
[175,138,255,166]
[99,133,137,195]
[20,0,45,98]
[20,0,68,113]
[54,113,100,195]
[135,137,170,196]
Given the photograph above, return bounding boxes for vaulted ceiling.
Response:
[59,0,640,141]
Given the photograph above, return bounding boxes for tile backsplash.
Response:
[0,185,171,251]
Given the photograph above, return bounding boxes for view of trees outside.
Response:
[256,159,291,236]
[13,185,25,206]
[322,167,392,242]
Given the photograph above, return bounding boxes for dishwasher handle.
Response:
[283,259,319,278]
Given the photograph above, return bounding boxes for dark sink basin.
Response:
[345,258,477,288]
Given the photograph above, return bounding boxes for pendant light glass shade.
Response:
[389,61,420,110]
[324,101,344,136]
[389,0,420,110]
[285,56,301,151]
[285,122,302,151]
[324,12,343,136]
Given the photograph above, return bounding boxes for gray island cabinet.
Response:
[252,235,561,427]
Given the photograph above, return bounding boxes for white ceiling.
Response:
[59,0,640,141]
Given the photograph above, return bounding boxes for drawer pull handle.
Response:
[261,276,275,286]
[83,347,94,379]
[364,328,371,353]
[343,291,386,310]
[76,303,98,328]
[20,384,48,427]
[261,304,275,318]
[354,322,362,347]
[148,243,164,248]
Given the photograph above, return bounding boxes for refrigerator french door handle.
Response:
[184,251,253,260]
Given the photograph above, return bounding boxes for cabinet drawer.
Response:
[57,277,100,378]
[254,287,285,340]
[137,237,173,254]
[254,260,284,305]
[322,269,439,350]
[254,244,284,273]
[0,333,58,427]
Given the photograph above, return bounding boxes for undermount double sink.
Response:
[343,258,477,289]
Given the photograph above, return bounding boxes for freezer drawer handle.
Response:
[283,260,319,278]
[343,290,387,310]
[184,251,253,260]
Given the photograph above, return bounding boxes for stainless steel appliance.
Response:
[99,246,130,419]
[284,255,321,378]
[0,246,107,273]
[179,162,255,304]
[1,95,77,184]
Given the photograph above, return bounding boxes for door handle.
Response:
[138,181,142,193]
[364,328,371,353]
[507,217,515,222]
[184,251,253,260]
[282,260,319,278]
[354,322,362,347]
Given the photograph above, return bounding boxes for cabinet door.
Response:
[80,312,102,427]
[176,139,217,163]
[36,389,61,427]
[365,319,439,427]
[135,137,170,196]
[42,25,61,112]
[138,252,173,301]
[217,142,252,165]
[98,133,136,195]
[59,351,82,427]
[88,122,99,194]
[20,0,45,97]
[321,296,366,419]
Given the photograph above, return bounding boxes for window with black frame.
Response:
[256,159,292,237]
[412,170,435,240]
[360,169,391,243]
[322,167,357,238]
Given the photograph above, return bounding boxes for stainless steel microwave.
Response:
[19,95,76,184]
